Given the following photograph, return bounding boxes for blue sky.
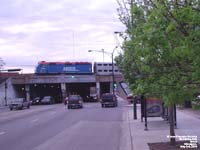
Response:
[0,0,125,73]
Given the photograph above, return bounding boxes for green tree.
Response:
[117,0,200,145]
[0,57,5,70]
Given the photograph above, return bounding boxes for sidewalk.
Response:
[124,104,200,150]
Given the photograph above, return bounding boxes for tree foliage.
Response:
[117,0,200,105]
[117,0,200,145]
[0,57,5,70]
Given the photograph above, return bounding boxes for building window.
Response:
[104,70,108,72]
[103,64,108,66]
[115,70,118,72]
[98,70,102,72]
[97,64,102,66]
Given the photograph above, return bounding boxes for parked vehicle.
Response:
[127,94,141,104]
[127,94,134,104]
[9,98,30,110]
[41,96,54,104]
[30,97,41,105]
[67,95,83,109]
[88,86,98,102]
[101,93,118,108]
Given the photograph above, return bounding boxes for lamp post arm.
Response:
[88,49,105,62]
[112,46,118,54]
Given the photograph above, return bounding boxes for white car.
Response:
[9,98,30,110]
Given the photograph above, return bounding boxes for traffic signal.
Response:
[113,82,117,89]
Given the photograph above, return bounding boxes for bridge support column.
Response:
[96,82,100,101]
[110,82,113,94]
[25,84,30,101]
[61,83,67,100]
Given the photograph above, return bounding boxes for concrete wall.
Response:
[12,74,96,84]
[0,80,5,106]
[0,78,17,106]
[116,82,128,99]
[94,62,122,75]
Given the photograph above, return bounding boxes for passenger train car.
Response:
[35,61,93,74]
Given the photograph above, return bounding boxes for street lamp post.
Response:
[88,49,105,62]
[114,31,123,49]
[111,46,118,94]
[88,46,118,94]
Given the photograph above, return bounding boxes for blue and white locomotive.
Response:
[35,61,93,74]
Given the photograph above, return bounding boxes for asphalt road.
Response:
[0,100,129,150]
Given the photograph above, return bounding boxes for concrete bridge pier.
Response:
[61,83,67,101]
[25,84,30,101]
[96,82,100,101]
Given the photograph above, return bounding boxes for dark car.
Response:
[9,98,30,110]
[101,93,118,108]
[41,96,54,104]
[67,95,83,109]
[84,95,98,102]
[127,94,134,104]
[30,97,41,105]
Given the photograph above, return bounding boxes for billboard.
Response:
[146,98,163,117]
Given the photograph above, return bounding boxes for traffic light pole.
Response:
[88,47,118,94]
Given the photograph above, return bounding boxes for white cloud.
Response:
[79,24,96,32]
[2,21,61,34]
[0,0,125,73]
[0,38,8,44]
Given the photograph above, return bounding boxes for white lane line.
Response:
[30,118,39,123]
[0,131,5,135]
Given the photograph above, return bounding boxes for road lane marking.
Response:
[30,118,39,123]
[0,131,5,135]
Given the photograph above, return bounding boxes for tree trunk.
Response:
[169,105,176,145]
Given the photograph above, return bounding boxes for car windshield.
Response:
[43,96,50,99]
[68,95,80,101]
[102,94,114,99]
[12,98,24,103]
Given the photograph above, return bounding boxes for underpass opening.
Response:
[30,83,62,103]
[13,84,26,98]
[100,82,110,95]
[66,83,96,102]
